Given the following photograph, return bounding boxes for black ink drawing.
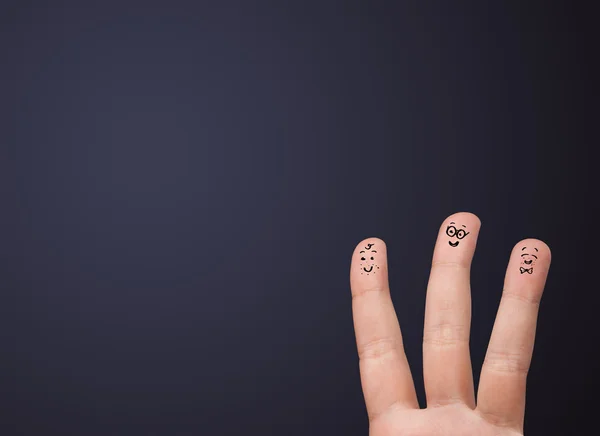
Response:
[359,244,379,276]
[446,222,470,247]
[520,246,538,274]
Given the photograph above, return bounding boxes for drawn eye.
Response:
[446,226,456,237]
[456,229,466,239]
[361,257,365,261]
[370,257,374,260]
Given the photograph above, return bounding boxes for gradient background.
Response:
[2,1,598,435]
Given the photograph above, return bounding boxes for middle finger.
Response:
[423,212,481,408]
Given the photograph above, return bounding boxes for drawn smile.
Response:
[448,241,459,247]
[359,244,379,275]
[524,259,533,265]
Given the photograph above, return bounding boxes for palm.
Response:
[350,213,550,436]
[371,405,521,436]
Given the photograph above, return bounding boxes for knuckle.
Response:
[483,348,530,375]
[423,322,469,347]
[503,288,542,307]
[351,285,387,300]
[431,260,469,271]
[358,336,399,361]
[476,407,520,430]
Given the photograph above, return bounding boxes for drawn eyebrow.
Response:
[462,225,467,228]
[359,251,365,253]
[534,247,539,252]
[522,247,527,250]
[450,222,455,224]
[520,254,528,257]
[371,250,377,253]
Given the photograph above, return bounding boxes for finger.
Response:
[423,212,481,408]
[350,238,419,421]
[477,239,551,431]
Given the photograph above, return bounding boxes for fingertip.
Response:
[512,238,551,263]
[441,212,481,231]
[351,237,387,282]
[508,238,551,280]
[354,237,386,255]
[432,212,481,265]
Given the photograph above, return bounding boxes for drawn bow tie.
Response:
[520,267,533,274]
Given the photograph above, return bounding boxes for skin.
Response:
[349,212,551,436]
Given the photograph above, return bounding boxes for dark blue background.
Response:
[2,1,597,435]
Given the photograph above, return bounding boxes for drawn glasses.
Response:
[446,225,469,239]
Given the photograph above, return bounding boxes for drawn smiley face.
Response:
[446,222,470,247]
[359,243,380,276]
[520,246,538,274]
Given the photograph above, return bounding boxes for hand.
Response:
[350,213,550,435]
